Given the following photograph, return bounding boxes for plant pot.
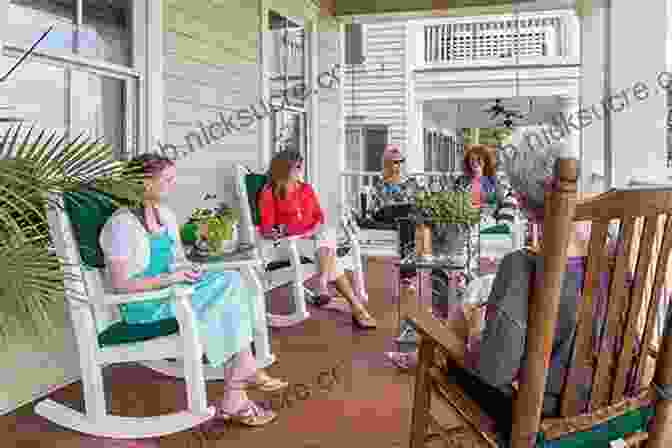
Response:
[431,223,469,265]
[213,223,239,254]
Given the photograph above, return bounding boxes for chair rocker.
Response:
[407,159,672,448]
[235,164,366,327]
[34,190,219,438]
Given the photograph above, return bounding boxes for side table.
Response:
[394,255,468,351]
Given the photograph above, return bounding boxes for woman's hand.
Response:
[171,267,204,284]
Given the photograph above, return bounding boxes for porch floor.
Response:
[1,260,464,448]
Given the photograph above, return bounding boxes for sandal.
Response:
[385,351,418,370]
[352,308,377,329]
[217,401,277,427]
[247,373,289,392]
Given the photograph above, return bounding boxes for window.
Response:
[267,10,309,180]
[424,128,463,173]
[1,0,158,160]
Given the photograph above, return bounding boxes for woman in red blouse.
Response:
[258,150,376,329]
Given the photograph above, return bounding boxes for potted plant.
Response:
[414,190,480,263]
[186,196,240,255]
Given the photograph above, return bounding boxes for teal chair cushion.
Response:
[63,188,180,346]
[97,319,179,347]
[245,173,268,226]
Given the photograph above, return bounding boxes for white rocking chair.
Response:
[235,164,366,327]
[33,190,269,438]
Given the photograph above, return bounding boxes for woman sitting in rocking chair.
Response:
[258,149,377,329]
[100,154,287,427]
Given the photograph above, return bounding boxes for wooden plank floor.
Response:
[1,259,464,448]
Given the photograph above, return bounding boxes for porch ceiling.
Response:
[423,96,565,129]
[322,0,587,17]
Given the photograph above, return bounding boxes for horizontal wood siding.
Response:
[163,0,259,222]
[344,21,407,149]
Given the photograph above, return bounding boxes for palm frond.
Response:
[0,124,145,344]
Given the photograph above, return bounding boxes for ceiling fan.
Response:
[482,99,524,120]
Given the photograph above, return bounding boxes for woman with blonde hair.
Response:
[258,150,377,329]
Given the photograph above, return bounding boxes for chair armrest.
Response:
[405,307,467,369]
[100,284,195,306]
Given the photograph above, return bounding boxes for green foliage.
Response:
[189,202,240,251]
[0,123,144,344]
[415,190,480,227]
[462,128,512,146]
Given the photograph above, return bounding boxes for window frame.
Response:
[261,9,318,185]
[0,0,163,160]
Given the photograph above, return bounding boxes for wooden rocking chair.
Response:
[407,158,672,447]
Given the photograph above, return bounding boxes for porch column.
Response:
[559,95,581,169]
[405,100,424,174]
[608,0,670,187]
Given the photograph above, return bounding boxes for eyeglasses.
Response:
[391,160,404,166]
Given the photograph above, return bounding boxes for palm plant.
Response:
[0,123,144,345]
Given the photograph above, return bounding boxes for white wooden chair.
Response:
[234,164,366,327]
[34,189,271,438]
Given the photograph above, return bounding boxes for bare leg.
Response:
[334,274,376,328]
[219,348,277,426]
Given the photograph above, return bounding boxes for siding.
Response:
[162,0,259,223]
[344,21,408,149]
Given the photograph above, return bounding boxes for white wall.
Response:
[343,21,408,151]
[607,1,670,187]
[162,33,259,224]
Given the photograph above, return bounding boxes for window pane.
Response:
[80,0,131,66]
[0,56,68,139]
[72,73,127,159]
[7,0,76,56]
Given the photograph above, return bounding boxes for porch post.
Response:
[559,95,581,176]
[405,100,424,174]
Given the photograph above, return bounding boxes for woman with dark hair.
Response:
[454,144,517,227]
[257,150,377,329]
[99,153,286,427]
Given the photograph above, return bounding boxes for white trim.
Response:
[258,0,270,171]
[406,9,576,29]
[338,22,346,208]
[2,45,141,79]
[145,0,164,155]
[0,375,81,417]
[308,20,319,192]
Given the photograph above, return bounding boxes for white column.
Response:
[609,0,669,187]
[405,100,424,174]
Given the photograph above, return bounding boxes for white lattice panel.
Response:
[424,15,562,64]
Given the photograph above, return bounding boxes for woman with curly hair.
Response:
[454,144,517,228]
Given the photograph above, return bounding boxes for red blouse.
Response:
[258,182,325,236]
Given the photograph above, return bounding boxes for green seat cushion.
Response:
[181,222,199,244]
[63,188,122,268]
[245,173,268,226]
[535,405,654,447]
[480,223,511,235]
[97,318,179,347]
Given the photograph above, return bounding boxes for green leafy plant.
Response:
[189,201,240,251]
[415,190,480,228]
[0,123,144,345]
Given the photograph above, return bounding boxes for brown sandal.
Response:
[246,374,289,392]
[352,308,377,329]
[217,401,277,427]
